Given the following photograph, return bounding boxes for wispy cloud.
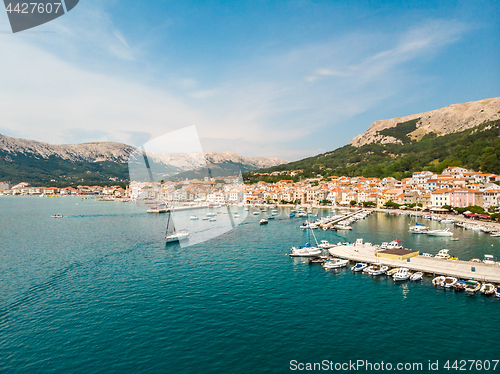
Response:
[0,6,469,160]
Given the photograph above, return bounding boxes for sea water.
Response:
[1,197,499,373]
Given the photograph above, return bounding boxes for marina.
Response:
[327,240,500,283]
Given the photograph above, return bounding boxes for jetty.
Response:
[328,240,500,283]
[320,209,365,230]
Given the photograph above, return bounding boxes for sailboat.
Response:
[165,209,190,243]
[289,213,322,257]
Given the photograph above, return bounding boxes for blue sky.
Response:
[0,0,498,160]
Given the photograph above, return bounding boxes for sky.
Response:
[0,0,498,161]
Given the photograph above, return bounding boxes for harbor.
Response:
[327,240,500,283]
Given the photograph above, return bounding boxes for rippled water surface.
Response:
[1,197,499,373]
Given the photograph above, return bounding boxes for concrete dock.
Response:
[328,242,500,283]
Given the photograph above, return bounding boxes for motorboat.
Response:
[147,203,168,213]
[259,218,268,225]
[465,280,481,293]
[367,264,388,276]
[202,217,210,220]
[165,230,190,243]
[393,268,411,281]
[318,240,334,249]
[490,232,500,237]
[253,211,260,215]
[323,258,349,269]
[427,228,453,237]
[234,214,240,218]
[351,263,368,272]
[480,283,495,295]
[432,276,445,287]
[386,240,403,249]
[380,242,388,250]
[51,213,63,218]
[496,286,500,298]
[434,249,450,260]
[309,256,330,263]
[289,213,295,218]
[421,253,433,257]
[454,280,467,291]
[207,212,216,217]
[440,219,455,224]
[297,212,307,217]
[483,255,495,265]
[469,258,481,263]
[410,272,423,281]
[289,245,322,257]
[190,215,199,220]
[443,277,458,288]
[333,223,352,230]
[208,217,217,222]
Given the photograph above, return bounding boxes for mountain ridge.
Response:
[349,96,500,147]
[0,134,288,185]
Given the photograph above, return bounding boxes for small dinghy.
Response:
[432,276,445,287]
[410,272,423,281]
[465,280,481,293]
[496,286,500,298]
[351,263,367,272]
[454,280,467,292]
[480,283,495,295]
[443,277,457,288]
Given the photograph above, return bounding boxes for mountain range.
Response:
[0,134,288,186]
[246,96,500,182]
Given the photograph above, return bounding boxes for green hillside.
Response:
[245,119,500,183]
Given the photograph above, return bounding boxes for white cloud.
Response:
[0,7,468,160]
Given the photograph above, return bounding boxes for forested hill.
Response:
[244,119,500,183]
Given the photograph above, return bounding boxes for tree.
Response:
[384,201,400,209]
[442,205,452,211]
[362,201,376,207]
[349,200,357,206]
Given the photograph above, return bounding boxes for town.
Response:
[1,166,499,216]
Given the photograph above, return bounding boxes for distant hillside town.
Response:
[2,167,500,216]
[244,166,500,212]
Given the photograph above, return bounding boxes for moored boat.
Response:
[51,213,63,218]
[443,277,457,288]
[309,256,330,263]
[393,268,411,281]
[434,249,451,260]
[454,280,466,291]
[367,264,388,276]
[480,283,495,295]
[351,262,368,272]
[289,245,322,257]
[410,272,423,281]
[432,276,445,287]
[323,258,349,269]
[483,255,495,265]
[465,280,481,293]
[190,215,199,220]
[260,218,268,225]
[496,286,500,298]
[318,240,334,249]
[427,228,453,237]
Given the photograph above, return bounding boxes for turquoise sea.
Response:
[1,197,499,373]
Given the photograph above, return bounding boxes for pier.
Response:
[320,209,365,230]
[329,242,500,283]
